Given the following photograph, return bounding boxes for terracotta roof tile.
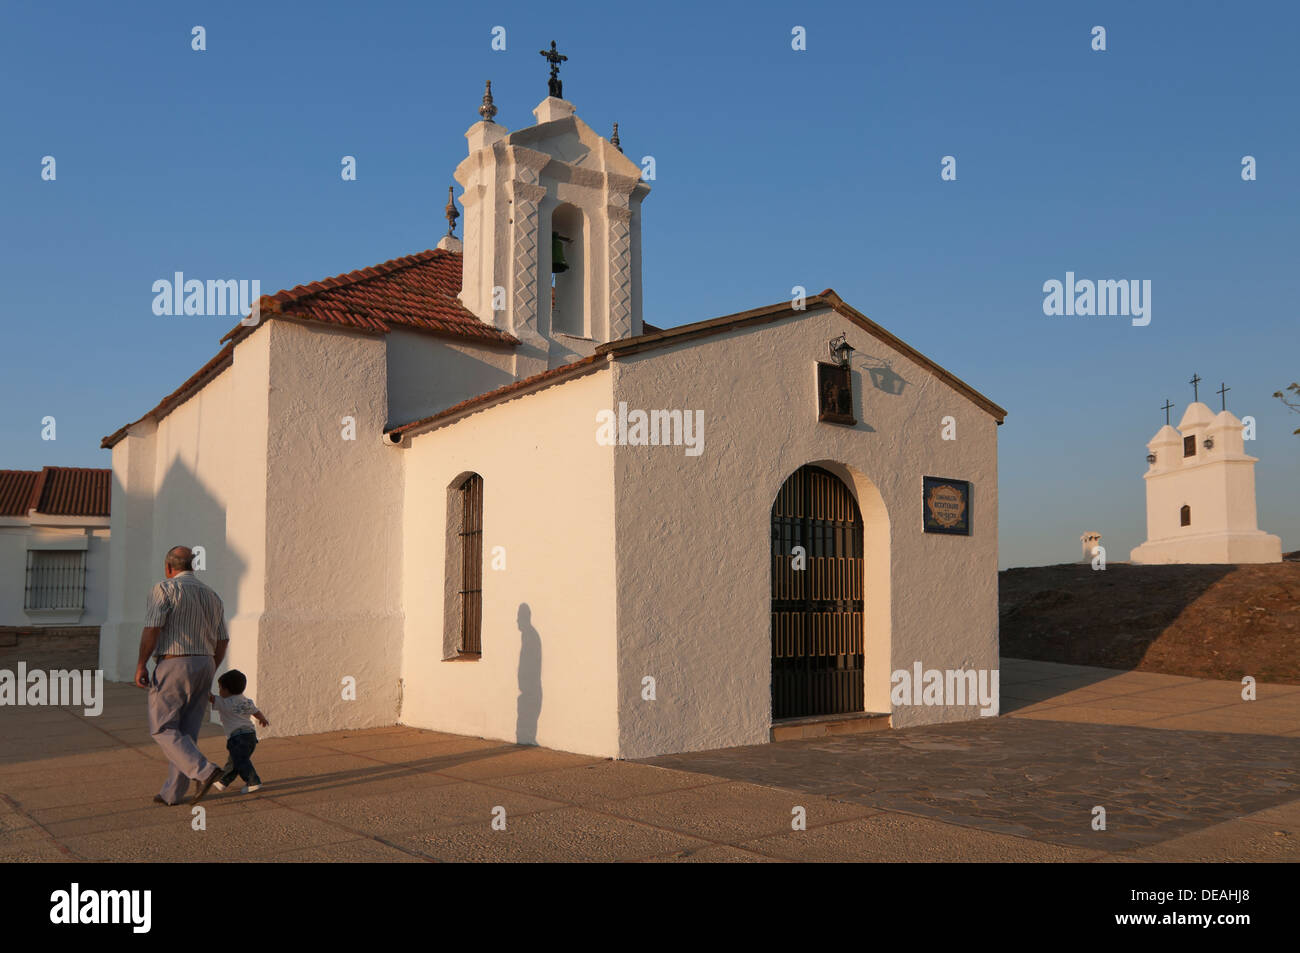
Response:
[0,467,110,517]
[106,248,518,449]
[221,249,517,348]
[0,470,41,517]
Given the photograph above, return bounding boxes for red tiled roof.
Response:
[0,470,41,517]
[0,467,111,517]
[105,249,517,448]
[221,248,517,347]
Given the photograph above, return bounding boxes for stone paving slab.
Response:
[3,659,1298,861]
[736,812,1105,863]
[1000,660,1300,732]
[640,844,782,862]
[600,780,879,843]
[641,718,1300,854]
[387,806,712,862]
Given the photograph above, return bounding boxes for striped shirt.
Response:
[144,571,228,657]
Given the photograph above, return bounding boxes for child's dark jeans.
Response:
[219,729,261,787]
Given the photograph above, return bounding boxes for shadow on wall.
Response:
[115,459,247,684]
[855,354,909,397]
[516,603,542,745]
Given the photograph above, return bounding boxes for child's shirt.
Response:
[213,693,259,737]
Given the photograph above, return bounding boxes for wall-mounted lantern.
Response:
[829,333,855,368]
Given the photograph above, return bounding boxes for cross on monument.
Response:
[1189,373,1202,402]
[539,41,567,98]
[1217,382,1231,411]
[1161,399,1174,425]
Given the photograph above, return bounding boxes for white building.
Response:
[0,467,111,627]
[1130,400,1282,564]
[99,86,1007,759]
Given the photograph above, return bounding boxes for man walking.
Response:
[134,546,228,805]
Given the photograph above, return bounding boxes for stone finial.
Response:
[611,122,622,153]
[479,80,497,123]
[445,186,459,238]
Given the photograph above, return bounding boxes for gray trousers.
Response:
[148,656,216,804]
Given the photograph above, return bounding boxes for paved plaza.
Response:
[2,659,1296,862]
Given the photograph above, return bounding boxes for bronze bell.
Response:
[551,232,569,273]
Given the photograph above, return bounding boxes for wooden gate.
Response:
[771,465,865,719]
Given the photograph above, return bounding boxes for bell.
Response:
[551,232,569,274]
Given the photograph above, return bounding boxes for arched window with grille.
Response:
[444,473,483,659]
[1180,504,1191,527]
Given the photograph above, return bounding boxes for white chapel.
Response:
[1130,386,1282,565]
[99,62,1007,759]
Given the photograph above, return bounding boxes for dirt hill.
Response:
[999,557,1300,684]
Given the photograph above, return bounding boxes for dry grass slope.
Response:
[999,557,1300,684]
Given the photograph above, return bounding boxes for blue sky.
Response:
[1,0,1296,568]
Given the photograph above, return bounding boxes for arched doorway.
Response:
[770,465,865,719]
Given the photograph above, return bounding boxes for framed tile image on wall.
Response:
[923,476,971,536]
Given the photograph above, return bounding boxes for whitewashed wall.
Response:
[101,326,272,707]
[0,527,29,624]
[384,328,516,428]
[398,369,620,757]
[610,308,1001,758]
[256,321,405,736]
[0,522,109,627]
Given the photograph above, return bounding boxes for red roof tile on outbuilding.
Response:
[0,467,110,517]
[0,470,41,517]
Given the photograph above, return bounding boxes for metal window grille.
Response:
[457,474,483,655]
[1183,435,1196,457]
[1180,504,1191,527]
[24,550,86,610]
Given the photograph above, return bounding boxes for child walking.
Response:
[209,670,269,793]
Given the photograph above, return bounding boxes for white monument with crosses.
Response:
[1130,377,1282,565]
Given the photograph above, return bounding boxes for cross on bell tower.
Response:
[1217,382,1231,411]
[1161,399,1174,425]
[1189,373,1202,403]
[539,41,567,98]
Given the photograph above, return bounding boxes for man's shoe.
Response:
[212,780,227,793]
[191,767,222,805]
[244,783,262,793]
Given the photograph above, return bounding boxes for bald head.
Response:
[165,546,194,574]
